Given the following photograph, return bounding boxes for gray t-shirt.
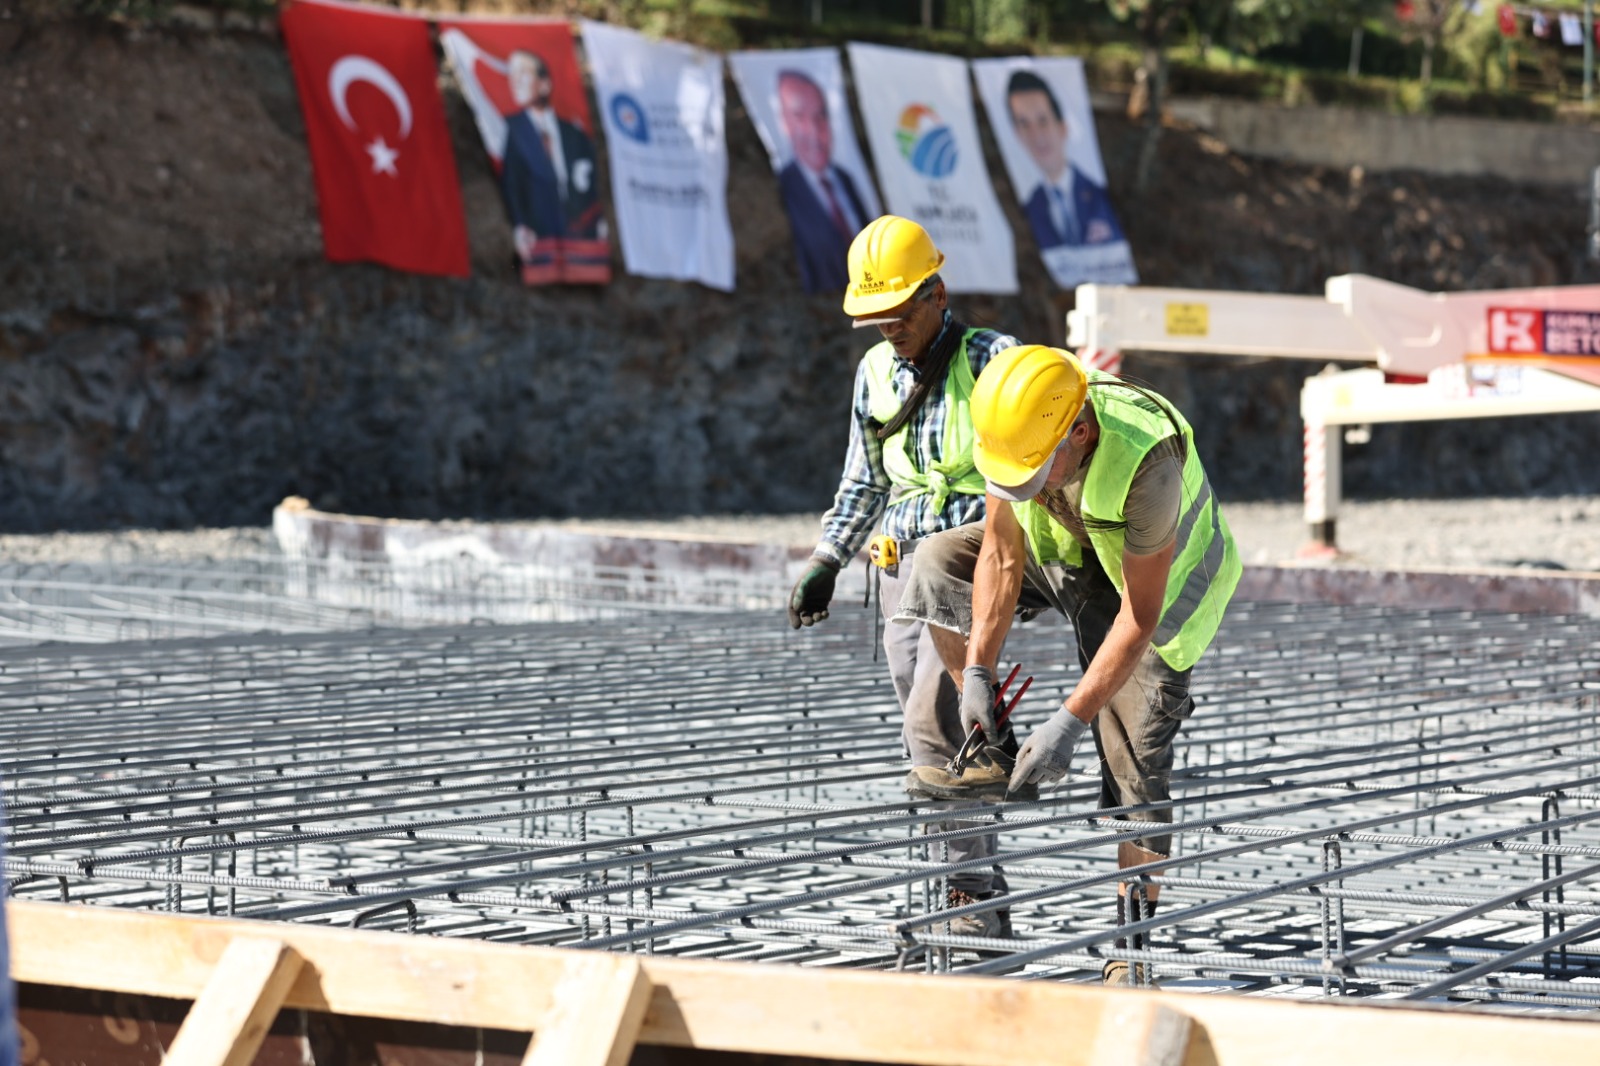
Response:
[1035,414,1184,557]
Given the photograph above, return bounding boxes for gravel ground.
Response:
[0,496,1595,573]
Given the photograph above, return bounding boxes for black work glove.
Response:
[787,556,840,629]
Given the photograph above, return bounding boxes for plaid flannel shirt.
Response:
[814,314,1019,568]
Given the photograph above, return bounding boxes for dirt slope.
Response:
[1,17,1597,530]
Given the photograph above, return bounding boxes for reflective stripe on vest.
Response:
[1011,370,1241,671]
[862,331,988,513]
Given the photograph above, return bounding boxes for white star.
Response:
[366,136,399,176]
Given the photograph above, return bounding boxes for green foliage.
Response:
[40,0,1588,122]
[1214,0,1310,55]
[61,0,300,26]
[1442,6,1505,90]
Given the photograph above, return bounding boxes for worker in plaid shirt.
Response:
[787,215,1019,940]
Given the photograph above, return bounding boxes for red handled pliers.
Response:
[948,662,1033,775]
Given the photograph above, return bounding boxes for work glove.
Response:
[787,556,840,629]
[1011,705,1090,793]
[959,664,999,738]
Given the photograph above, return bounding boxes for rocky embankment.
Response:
[3,18,1599,532]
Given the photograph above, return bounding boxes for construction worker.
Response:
[892,344,1241,983]
[787,214,1020,937]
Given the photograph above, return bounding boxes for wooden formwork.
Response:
[9,901,1600,1066]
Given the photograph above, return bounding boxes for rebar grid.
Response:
[4,599,1600,1011]
[0,551,796,643]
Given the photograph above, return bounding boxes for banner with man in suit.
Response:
[440,18,610,285]
[728,48,883,294]
[972,56,1137,288]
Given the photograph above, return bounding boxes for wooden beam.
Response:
[163,936,303,1066]
[12,902,1600,1066]
[521,954,652,1066]
[1088,998,1197,1066]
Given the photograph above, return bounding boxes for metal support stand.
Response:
[1586,0,1595,106]
[1590,166,1600,262]
[1301,421,1341,555]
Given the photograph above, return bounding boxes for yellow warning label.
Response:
[1165,303,1209,337]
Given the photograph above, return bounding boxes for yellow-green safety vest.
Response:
[862,330,989,514]
[1011,370,1241,671]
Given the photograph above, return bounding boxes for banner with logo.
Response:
[971,56,1137,288]
[581,21,734,292]
[844,43,1015,295]
[439,18,609,285]
[280,0,470,276]
[728,48,882,294]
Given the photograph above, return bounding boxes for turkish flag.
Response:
[281,0,470,277]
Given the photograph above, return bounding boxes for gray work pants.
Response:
[877,538,999,896]
[893,522,1194,857]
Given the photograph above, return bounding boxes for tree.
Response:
[1317,0,1395,76]
[1201,0,1392,72]
[1395,0,1472,88]
[1107,0,1196,190]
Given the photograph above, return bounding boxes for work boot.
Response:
[903,741,1037,802]
[1101,960,1151,987]
[943,889,1014,939]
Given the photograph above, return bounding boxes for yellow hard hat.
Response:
[970,345,1089,497]
[842,215,946,318]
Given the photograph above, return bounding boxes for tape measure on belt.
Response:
[867,534,899,570]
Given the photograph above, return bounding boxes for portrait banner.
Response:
[439,18,610,285]
[728,48,882,294]
[845,42,1015,295]
[280,0,470,277]
[581,21,735,292]
[972,56,1138,288]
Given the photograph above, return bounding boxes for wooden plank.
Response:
[1088,998,1197,1066]
[8,900,565,1032]
[521,954,651,1066]
[12,902,1600,1066]
[162,935,303,1066]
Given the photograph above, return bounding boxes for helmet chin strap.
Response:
[868,316,966,443]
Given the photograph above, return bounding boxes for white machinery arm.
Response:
[1065,274,1600,554]
[1068,273,1600,378]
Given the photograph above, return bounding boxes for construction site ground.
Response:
[3,492,1600,1064]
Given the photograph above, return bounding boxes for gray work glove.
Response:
[787,556,840,629]
[959,664,999,738]
[1011,706,1090,792]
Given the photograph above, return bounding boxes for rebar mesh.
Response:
[4,599,1600,1011]
[0,550,804,643]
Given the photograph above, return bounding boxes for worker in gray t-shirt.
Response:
[894,344,1241,984]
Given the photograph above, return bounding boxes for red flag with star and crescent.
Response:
[281,0,471,277]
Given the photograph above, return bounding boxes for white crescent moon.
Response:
[328,55,413,139]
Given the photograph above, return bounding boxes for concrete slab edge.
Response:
[273,499,1600,617]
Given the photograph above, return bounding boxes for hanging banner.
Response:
[280,0,470,277]
[728,48,882,294]
[439,18,609,285]
[845,42,1015,295]
[581,21,734,292]
[972,56,1137,289]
